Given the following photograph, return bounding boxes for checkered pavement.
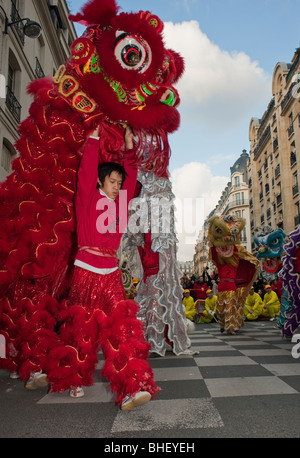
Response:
[34,320,300,437]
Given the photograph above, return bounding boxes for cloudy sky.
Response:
[69,0,300,260]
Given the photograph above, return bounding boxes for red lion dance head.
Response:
[54,0,184,173]
[0,0,184,376]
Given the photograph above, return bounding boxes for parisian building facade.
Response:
[194,47,300,274]
[0,0,77,182]
[249,47,300,250]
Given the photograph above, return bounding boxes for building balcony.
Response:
[288,124,294,138]
[281,82,297,114]
[35,57,45,79]
[223,199,249,213]
[254,125,271,159]
[276,193,282,206]
[291,152,297,167]
[295,214,300,227]
[5,86,21,122]
[292,183,299,197]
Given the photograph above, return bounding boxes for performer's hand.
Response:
[90,125,100,137]
[124,125,134,150]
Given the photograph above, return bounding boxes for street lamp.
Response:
[0,6,42,39]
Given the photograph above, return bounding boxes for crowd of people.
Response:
[181,270,283,326]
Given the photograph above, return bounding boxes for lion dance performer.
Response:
[207,215,259,334]
[254,225,286,282]
[253,225,288,328]
[279,227,300,338]
[0,0,184,407]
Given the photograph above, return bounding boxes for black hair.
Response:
[97,162,127,190]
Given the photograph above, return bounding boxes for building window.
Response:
[7,64,14,92]
[291,150,297,166]
[1,141,16,173]
[6,51,22,122]
[48,4,63,31]
[293,173,299,197]
[234,176,240,187]
[288,112,294,137]
[235,192,244,205]
[295,202,300,227]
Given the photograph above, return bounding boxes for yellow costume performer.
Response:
[199,290,217,323]
[244,286,263,320]
[262,285,280,320]
[208,215,259,334]
[183,290,196,322]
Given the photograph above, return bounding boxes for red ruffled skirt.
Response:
[47,266,159,405]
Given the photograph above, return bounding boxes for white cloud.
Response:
[163,20,272,131]
[163,20,272,262]
[171,162,228,262]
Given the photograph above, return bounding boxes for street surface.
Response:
[0,321,299,442]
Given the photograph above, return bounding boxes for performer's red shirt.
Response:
[193,282,208,300]
[75,137,137,270]
[210,246,238,292]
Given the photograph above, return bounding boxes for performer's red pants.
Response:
[47,267,159,405]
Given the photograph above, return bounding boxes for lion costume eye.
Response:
[114,31,152,73]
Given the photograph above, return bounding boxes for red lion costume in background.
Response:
[0,0,184,387]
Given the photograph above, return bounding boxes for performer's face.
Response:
[98,171,123,200]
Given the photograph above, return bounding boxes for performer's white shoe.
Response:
[69,386,84,398]
[25,371,48,390]
[10,372,19,379]
[121,391,151,411]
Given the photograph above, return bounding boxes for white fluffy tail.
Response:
[185,319,195,333]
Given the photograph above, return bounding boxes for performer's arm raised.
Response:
[76,127,100,203]
[122,126,138,201]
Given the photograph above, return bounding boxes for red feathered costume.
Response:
[0,0,184,405]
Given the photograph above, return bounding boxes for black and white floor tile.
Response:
[37,321,300,437]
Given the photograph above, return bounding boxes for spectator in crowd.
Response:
[244,286,263,321]
[193,275,208,301]
[261,284,281,321]
[182,289,196,322]
[199,289,217,323]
